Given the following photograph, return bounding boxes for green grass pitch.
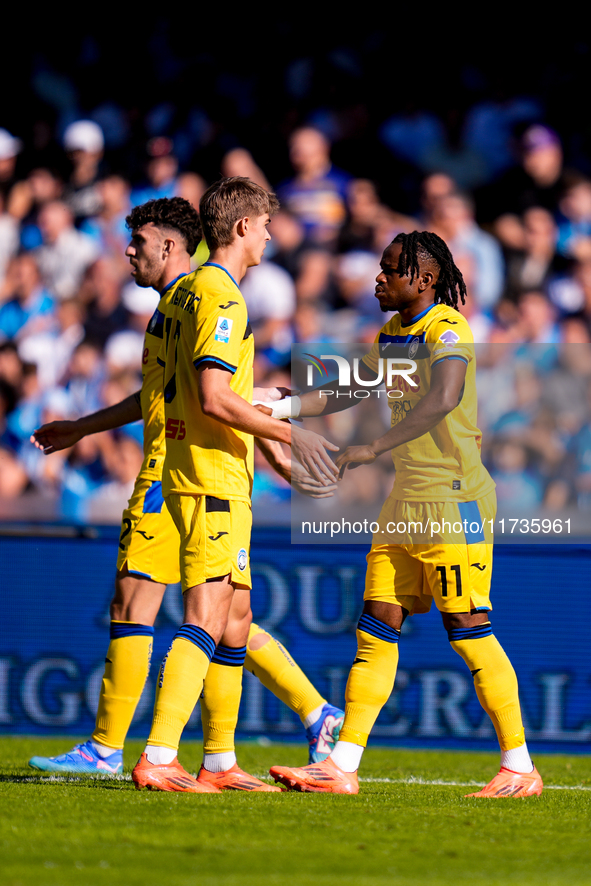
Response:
[1,738,590,886]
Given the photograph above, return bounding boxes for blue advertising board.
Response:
[0,527,590,753]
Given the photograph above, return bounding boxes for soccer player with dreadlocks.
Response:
[269,231,543,798]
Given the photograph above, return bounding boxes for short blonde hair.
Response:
[199,176,279,250]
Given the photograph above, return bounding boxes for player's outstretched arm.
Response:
[200,365,338,483]
[198,365,293,446]
[253,404,338,483]
[336,358,467,477]
[31,391,143,455]
[293,360,380,419]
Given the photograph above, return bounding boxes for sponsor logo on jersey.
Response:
[208,531,228,541]
[219,300,239,309]
[165,418,186,440]
[438,329,460,347]
[215,316,233,343]
[137,531,155,540]
[237,548,248,571]
[471,563,487,571]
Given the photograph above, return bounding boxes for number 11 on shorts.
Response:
[436,564,463,597]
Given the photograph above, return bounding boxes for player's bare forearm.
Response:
[336,358,467,474]
[199,367,338,482]
[255,438,290,481]
[31,391,142,454]
[298,361,378,417]
[199,368,292,445]
[379,358,466,454]
[299,383,362,417]
[335,398,449,478]
[372,393,453,455]
[252,407,339,483]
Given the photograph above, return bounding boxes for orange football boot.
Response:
[198,763,281,792]
[269,757,359,794]
[132,753,220,793]
[465,766,543,798]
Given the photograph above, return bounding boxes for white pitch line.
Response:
[9,774,591,792]
[5,774,132,783]
[359,776,591,791]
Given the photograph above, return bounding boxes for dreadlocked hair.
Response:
[392,231,467,310]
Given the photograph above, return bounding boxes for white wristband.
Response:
[270,396,301,420]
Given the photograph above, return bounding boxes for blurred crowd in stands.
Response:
[1,100,591,525]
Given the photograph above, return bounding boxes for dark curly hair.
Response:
[392,231,467,310]
[125,197,201,256]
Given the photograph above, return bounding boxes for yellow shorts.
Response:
[165,494,252,592]
[116,476,180,585]
[365,490,496,615]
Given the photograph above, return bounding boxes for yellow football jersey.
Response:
[138,273,191,481]
[362,303,494,502]
[158,262,254,501]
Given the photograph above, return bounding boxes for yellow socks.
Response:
[92,622,154,750]
[245,624,325,723]
[339,613,400,747]
[201,645,247,756]
[449,624,526,750]
[148,624,215,750]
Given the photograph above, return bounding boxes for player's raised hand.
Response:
[30,421,83,455]
[290,461,337,498]
[291,426,339,484]
[336,444,377,479]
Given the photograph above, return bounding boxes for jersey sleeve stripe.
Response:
[432,355,469,367]
[193,355,238,373]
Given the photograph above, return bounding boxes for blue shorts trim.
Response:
[143,481,165,514]
[458,500,486,542]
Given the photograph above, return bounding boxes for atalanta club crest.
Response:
[409,337,420,359]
